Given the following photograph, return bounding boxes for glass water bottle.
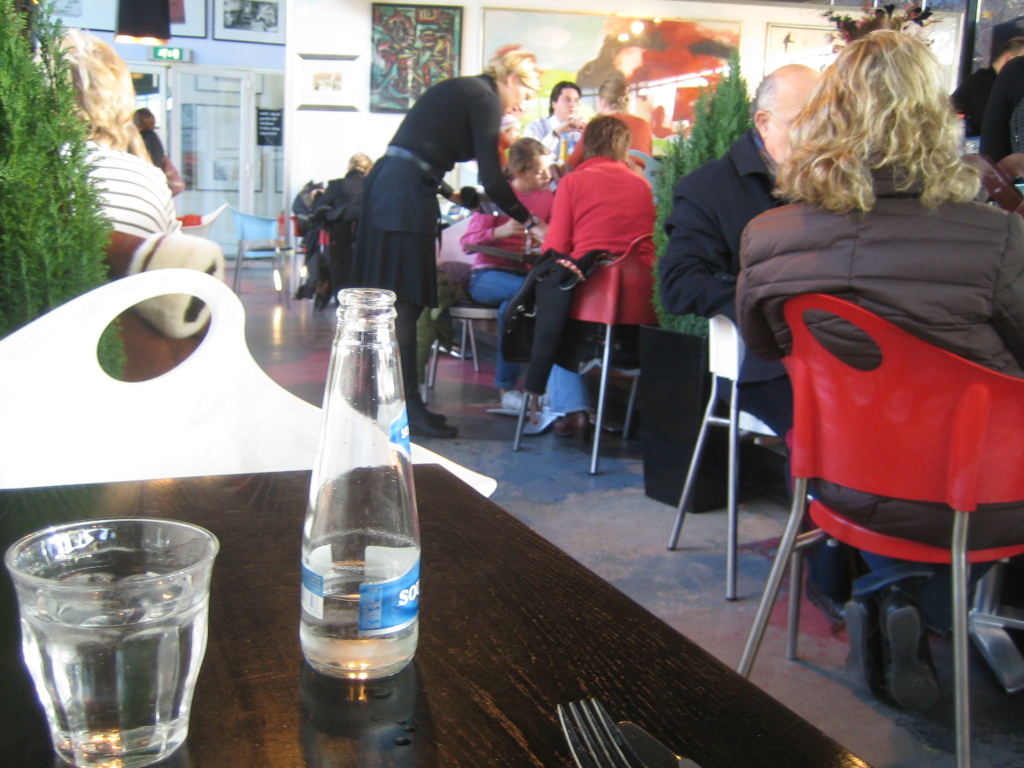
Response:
[300,288,420,680]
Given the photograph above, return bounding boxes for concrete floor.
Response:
[238,266,1024,768]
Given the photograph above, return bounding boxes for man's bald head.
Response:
[751,64,821,165]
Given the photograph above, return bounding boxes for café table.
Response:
[0,466,870,767]
[464,243,538,263]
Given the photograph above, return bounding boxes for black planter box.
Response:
[638,325,728,510]
[638,325,790,510]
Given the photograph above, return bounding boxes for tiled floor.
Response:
[239,266,1024,768]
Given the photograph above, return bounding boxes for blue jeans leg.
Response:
[547,364,589,414]
[468,269,525,391]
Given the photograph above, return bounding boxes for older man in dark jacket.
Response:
[659,64,855,618]
[659,64,819,437]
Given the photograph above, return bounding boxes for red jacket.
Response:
[543,157,655,262]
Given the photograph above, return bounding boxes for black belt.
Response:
[384,146,445,180]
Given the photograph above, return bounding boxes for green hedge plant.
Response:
[652,50,751,335]
[0,0,117,361]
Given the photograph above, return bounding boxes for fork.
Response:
[556,698,645,768]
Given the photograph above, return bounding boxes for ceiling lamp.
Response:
[115,0,171,45]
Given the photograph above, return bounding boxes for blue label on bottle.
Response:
[300,564,325,620]
[390,410,411,457]
[358,557,420,636]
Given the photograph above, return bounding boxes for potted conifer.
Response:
[638,51,751,507]
[0,0,115,347]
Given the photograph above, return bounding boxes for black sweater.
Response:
[390,75,530,224]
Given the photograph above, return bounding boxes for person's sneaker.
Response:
[879,587,939,710]
[500,389,525,411]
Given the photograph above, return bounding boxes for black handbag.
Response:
[500,249,613,390]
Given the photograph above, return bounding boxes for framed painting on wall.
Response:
[481,9,739,139]
[297,54,360,111]
[53,0,116,32]
[763,25,839,75]
[213,0,286,45]
[370,3,462,113]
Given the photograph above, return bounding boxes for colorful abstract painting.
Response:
[483,9,739,138]
[371,4,463,113]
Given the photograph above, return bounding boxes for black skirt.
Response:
[351,155,441,307]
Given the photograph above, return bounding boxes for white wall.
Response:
[284,1,961,195]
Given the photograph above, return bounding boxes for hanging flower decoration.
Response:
[824,4,937,44]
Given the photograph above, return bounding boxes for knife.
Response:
[617,721,703,768]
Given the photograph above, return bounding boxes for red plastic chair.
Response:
[737,294,1024,768]
[547,233,658,474]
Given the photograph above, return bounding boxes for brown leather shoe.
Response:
[553,410,589,439]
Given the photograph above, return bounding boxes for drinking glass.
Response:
[4,518,219,768]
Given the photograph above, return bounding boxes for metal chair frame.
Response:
[667,314,776,600]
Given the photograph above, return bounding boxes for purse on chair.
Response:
[500,249,611,366]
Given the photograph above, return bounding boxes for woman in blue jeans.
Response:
[461,137,554,409]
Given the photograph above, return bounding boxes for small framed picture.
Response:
[53,0,116,32]
[213,0,285,45]
[171,0,207,39]
[297,54,360,112]
[764,24,839,74]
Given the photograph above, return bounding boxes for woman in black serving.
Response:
[352,49,547,438]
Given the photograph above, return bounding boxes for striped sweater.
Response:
[86,142,179,237]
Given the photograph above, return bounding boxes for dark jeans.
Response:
[855,553,991,634]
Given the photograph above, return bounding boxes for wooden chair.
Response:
[738,293,1024,768]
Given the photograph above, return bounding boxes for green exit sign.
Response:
[150,46,191,62]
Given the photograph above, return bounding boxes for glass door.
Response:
[169,66,285,252]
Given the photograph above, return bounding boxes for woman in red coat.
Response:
[542,115,655,437]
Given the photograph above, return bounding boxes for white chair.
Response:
[181,202,229,239]
[666,314,776,600]
[0,269,496,496]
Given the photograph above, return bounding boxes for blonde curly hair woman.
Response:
[62,31,178,236]
[738,30,1024,711]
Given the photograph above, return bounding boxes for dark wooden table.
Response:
[0,466,870,767]
[464,243,537,263]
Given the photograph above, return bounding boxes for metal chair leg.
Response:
[738,478,809,677]
[589,325,614,475]
[726,378,741,600]
[466,319,480,373]
[233,240,247,293]
[667,376,719,550]
[951,510,972,768]
[512,393,531,452]
[786,548,804,660]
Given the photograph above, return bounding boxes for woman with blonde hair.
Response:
[353,48,545,437]
[738,30,1024,711]
[62,31,178,236]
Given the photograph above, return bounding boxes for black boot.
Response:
[845,595,886,699]
[878,586,938,710]
[407,397,457,439]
